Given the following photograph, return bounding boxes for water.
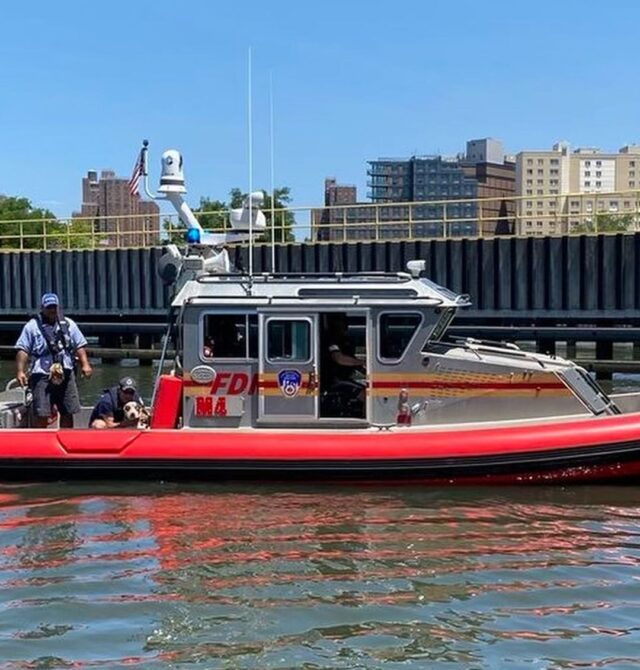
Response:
[1,361,640,668]
[1,484,640,668]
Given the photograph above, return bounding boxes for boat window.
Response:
[202,314,258,359]
[267,320,311,363]
[429,307,455,343]
[379,313,422,361]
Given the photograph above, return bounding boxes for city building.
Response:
[515,143,640,235]
[313,138,515,240]
[73,170,160,247]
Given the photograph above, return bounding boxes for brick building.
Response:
[73,170,160,247]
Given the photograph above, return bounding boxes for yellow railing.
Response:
[0,189,639,251]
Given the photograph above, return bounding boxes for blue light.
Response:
[185,228,201,244]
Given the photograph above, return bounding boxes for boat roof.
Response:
[171,271,471,309]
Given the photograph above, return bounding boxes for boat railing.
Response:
[194,271,416,283]
[429,337,554,369]
[184,294,447,307]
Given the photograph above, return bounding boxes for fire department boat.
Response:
[2,145,640,484]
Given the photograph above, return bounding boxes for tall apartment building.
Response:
[368,138,515,236]
[313,139,516,240]
[73,170,160,247]
[516,143,640,235]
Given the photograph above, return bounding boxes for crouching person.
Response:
[89,376,145,429]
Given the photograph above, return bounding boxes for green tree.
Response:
[227,187,295,242]
[0,196,102,250]
[572,212,636,234]
[163,187,296,243]
[0,196,58,249]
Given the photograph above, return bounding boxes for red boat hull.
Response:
[2,412,640,484]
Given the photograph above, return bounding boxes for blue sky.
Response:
[0,0,638,218]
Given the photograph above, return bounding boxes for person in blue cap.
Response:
[89,376,143,429]
[15,293,92,428]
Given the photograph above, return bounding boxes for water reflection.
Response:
[1,484,640,668]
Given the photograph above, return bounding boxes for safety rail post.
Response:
[66,219,71,250]
[375,205,380,242]
[19,222,24,251]
[42,219,47,251]
[443,202,448,239]
[478,201,483,238]
[408,203,413,240]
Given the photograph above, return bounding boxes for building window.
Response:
[596,161,602,167]
[526,201,533,207]
[550,159,559,166]
[596,171,602,177]
[630,171,636,177]
[585,181,591,187]
[550,169,559,175]
[537,169,544,175]
[585,161,591,167]
[526,189,533,195]
[537,159,544,165]
[596,181,602,187]
[526,169,533,175]
[527,158,533,165]
[585,171,591,177]
[537,189,544,195]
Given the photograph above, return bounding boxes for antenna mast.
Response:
[248,47,253,278]
[269,71,276,273]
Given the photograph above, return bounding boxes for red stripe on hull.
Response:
[0,412,640,483]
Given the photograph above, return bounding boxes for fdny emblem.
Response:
[277,370,302,398]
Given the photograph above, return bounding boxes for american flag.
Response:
[128,150,143,197]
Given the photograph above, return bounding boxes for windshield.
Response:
[427,307,456,343]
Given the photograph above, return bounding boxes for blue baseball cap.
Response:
[41,293,59,308]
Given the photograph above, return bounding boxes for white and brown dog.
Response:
[48,362,65,385]
[123,401,151,429]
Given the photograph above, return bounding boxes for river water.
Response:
[1,361,640,668]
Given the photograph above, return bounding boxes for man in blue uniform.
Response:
[15,293,92,428]
[89,376,143,429]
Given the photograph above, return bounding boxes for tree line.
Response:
[0,187,296,250]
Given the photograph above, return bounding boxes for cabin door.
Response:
[258,314,319,423]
